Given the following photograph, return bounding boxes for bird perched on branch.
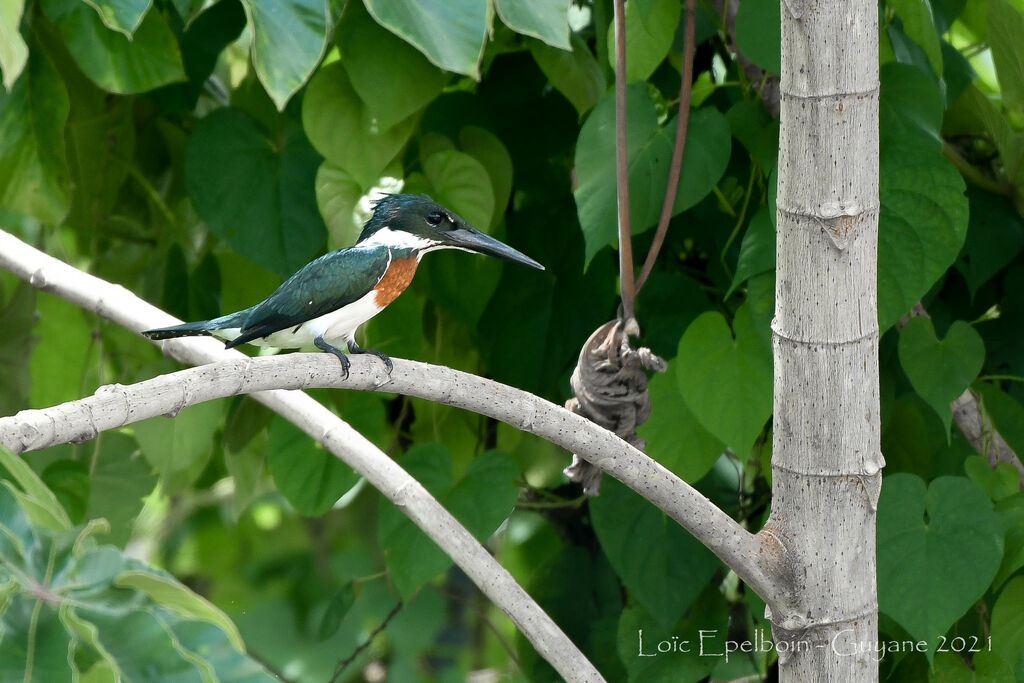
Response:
[143,194,544,377]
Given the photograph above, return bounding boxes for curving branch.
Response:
[0,229,604,683]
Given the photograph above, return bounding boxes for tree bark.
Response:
[768,0,882,679]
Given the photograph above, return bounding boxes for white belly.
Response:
[211,291,385,349]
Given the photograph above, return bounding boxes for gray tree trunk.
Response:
[767,0,883,679]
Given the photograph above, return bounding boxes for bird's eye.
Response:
[426,211,443,225]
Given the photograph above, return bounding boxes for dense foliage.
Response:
[1,0,1023,680]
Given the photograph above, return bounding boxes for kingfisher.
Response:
[143,194,544,377]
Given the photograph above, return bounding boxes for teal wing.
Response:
[226,247,389,348]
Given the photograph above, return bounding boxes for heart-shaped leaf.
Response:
[529,34,605,115]
[82,0,151,37]
[363,0,488,78]
[898,317,984,437]
[186,109,327,278]
[877,474,1003,659]
[337,0,449,131]
[494,0,570,50]
[605,0,679,83]
[302,62,418,189]
[675,305,773,457]
[591,477,720,629]
[734,0,781,74]
[243,0,330,110]
[965,455,1020,503]
[378,445,519,599]
[266,417,360,516]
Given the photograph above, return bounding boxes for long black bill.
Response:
[448,226,545,270]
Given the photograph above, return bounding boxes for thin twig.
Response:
[329,600,404,683]
[635,0,698,294]
[613,0,636,321]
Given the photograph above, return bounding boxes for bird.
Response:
[143,194,544,378]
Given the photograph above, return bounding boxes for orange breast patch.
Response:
[374,256,419,307]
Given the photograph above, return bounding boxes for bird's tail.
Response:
[142,311,248,341]
[142,320,217,340]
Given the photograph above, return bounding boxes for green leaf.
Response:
[363,0,489,78]
[317,582,356,640]
[964,455,1019,502]
[459,126,514,229]
[877,474,1003,659]
[606,0,679,83]
[0,446,72,531]
[898,318,984,436]
[0,45,69,225]
[728,206,775,296]
[575,88,729,265]
[494,0,570,49]
[81,0,151,36]
[675,306,773,456]
[84,433,157,547]
[734,0,781,74]
[0,0,28,91]
[889,0,943,75]
[880,62,944,149]
[337,0,449,131]
[529,34,606,115]
[43,0,185,94]
[315,161,364,248]
[993,493,1024,590]
[726,100,779,173]
[41,460,89,524]
[0,282,36,416]
[115,570,245,651]
[242,0,330,110]
[987,0,1024,111]
[302,62,417,188]
[265,417,359,516]
[378,446,519,599]
[976,384,1024,458]
[186,109,327,278]
[133,398,223,493]
[956,187,1024,297]
[930,651,1016,683]
[877,142,968,330]
[991,576,1024,681]
[638,364,725,483]
[418,149,495,232]
[591,477,719,629]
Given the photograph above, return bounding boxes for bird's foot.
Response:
[314,335,351,380]
[347,340,393,376]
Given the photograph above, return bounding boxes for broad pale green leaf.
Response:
[315,161,364,248]
[303,62,417,188]
[459,126,514,228]
[676,306,773,457]
[81,0,151,36]
[530,34,605,115]
[378,446,519,599]
[0,446,72,531]
[0,46,69,224]
[494,0,570,49]
[575,85,669,264]
[0,282,35,416]
[115,570,245,650]
[877,141,968,330]
[964,455,1019,502]
[994,493,1024,590]
[0,0,28,90]
[638,364,724,483]
[889,0,943,75]
[186,110,327,277]
[363,0,489,78]
[43,0,185,94]
[242,0,330,110]
[987,0,1024,111]
[337,0,448,131]
[419,149,495,231]
[898,318,984,436]
[880,62,944,148]
[591,477,719,629]
[878,474,1003,659]
[606,0,679,83]
[84,433,157,547]
[991,576,1024,680]
[133,399,223,493]
[266,417,359,516]
[734,0,781,74]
